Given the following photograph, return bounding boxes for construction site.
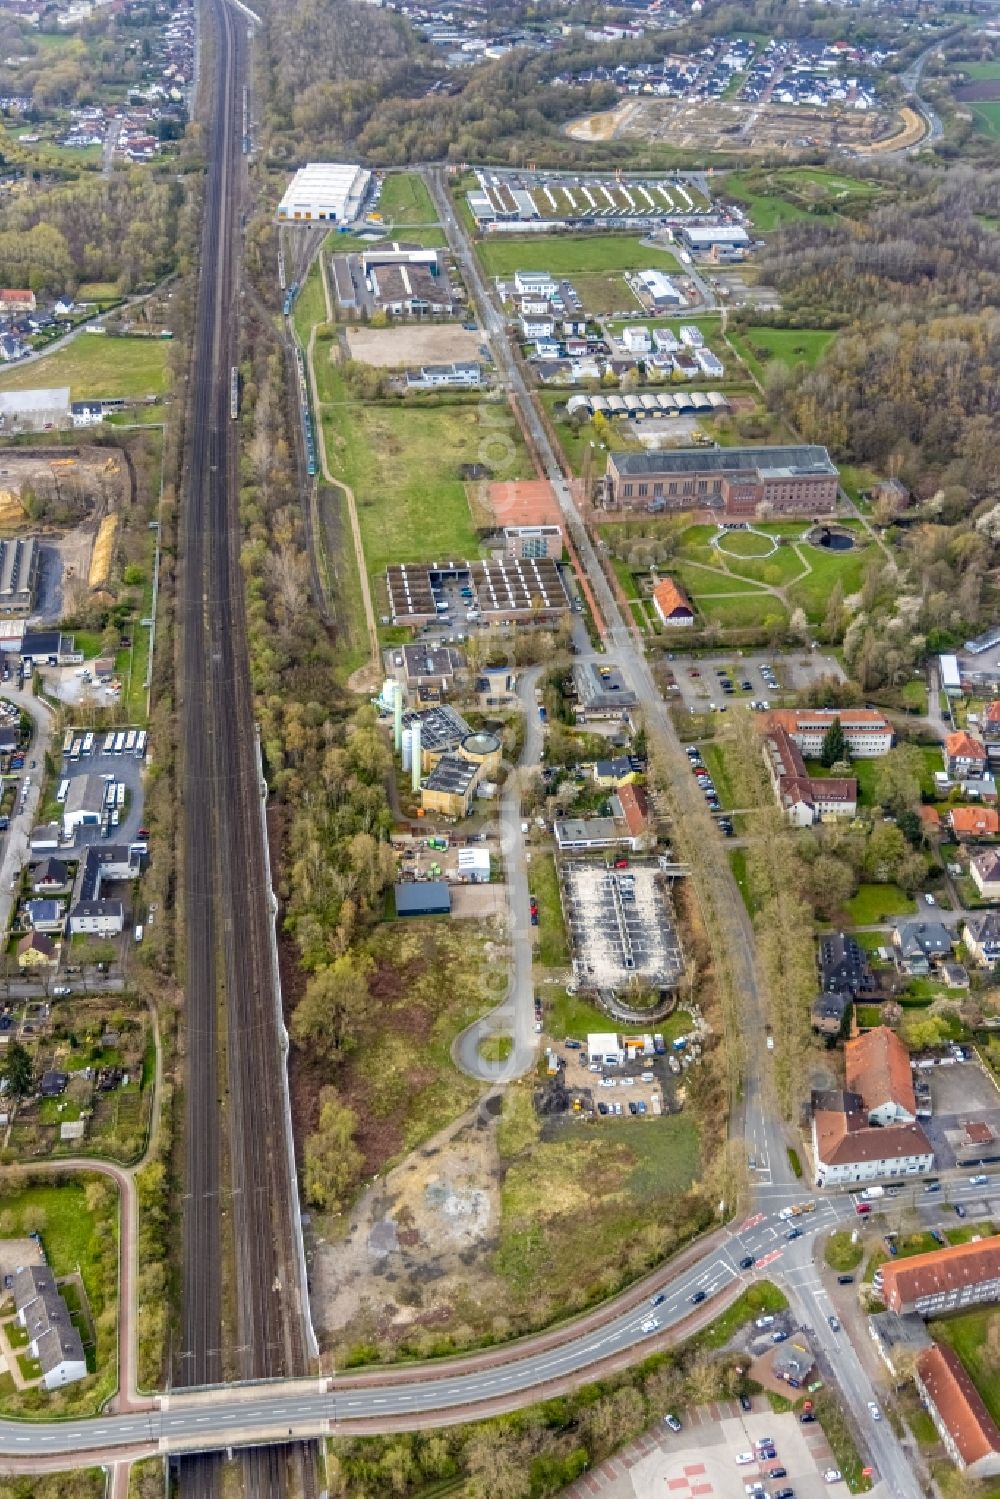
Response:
[568,96,919,154]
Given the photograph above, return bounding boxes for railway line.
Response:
[177,0,315,1493]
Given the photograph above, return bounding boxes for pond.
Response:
[810,526,855,552]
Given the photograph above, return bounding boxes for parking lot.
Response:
[553,1040,667,1120]
[669,651,845,715]
[561,860,684,991]
[565,1405,844,1499]
[920,1057,1000,1168]
[55,737,146,852]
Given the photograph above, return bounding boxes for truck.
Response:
[653,1033,665,1054]
[860,1186,885,1201]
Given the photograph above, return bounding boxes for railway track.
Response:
[177,0,315,1494]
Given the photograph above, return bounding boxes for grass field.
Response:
[496,1089,702,1317]
[292,257,328,347]
[971,101,1000,137]
[722,167,880,233]
[730,326,837,381]
[568,272,643,315]
[824,1230,864,1272]
[378,172,438,225]
[787,539,872,620]
[699,593,786,630]
[0,334,170,400]
[479,234,680,279]
[842,883,916,924]
[320,380,532,582]
[700,741,736,810]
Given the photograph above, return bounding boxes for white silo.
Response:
[393,680,403,752]
[411,719,422,792]
[401,728,412,773]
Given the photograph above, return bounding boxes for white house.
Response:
[521,315,554,341]
[652,328,680,354]
[679,324,704,348]
[695,347,724,378]
[67,899,124,936]
[514,270,557,297]
[622,325,651,355]
[13,1266,87,1391]
[812,1107,934,1188]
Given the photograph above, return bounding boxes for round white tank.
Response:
[401,728,412,772]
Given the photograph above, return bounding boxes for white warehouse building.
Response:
[276,162,372,223]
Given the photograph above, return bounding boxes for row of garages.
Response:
[567,390,730,420]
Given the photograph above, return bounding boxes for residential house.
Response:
[812,1106,933,1188]
[39,1071,67,1098]
[31,858,69,895]
[893,920,954,977]
[17,931,57,969]
[949,806,1000,839]
[671,351,699,380]
[694,347,724,378]
[520,315,555,341]
[916,1343,1000,1479]
[592,756,641,789]
[844,1026,916,1125]
[818,932,877,998]
[970,847,1000,900]
[983,701,1000,765]
[811,990,850,1039]
[771,1334,814,1389]
[24,899,63,935]
[67,899,124,937]
[614,783,653,849]
[622,325,651,355]
[945,731,987,780]
[679,324,704,348]
[12,1265,86,1390]
[963,912,1000,968]
[0,290,35,313]
[652,328,679,355]
[877,1235,1000,1316]
[651,577,694,628]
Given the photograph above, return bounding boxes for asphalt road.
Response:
[453,665,543,1081]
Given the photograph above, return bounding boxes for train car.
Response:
[230,366,240,421]
[277,252,286,293]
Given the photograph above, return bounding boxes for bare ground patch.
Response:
[345,325,483,369]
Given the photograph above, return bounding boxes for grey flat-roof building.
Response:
[574,661,638,718]
[0,536,38,615]
[394,881,451,917]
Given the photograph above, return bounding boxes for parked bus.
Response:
[135,730,147,759]
[104,782,116,808]
[113,732,126,755]
[70,738,82,761]
[116,783,126,809]
[56,779,70,804]
[62,731,74,757]
[82,732,94,757]
[103,732,115,754]
[124,730,136,755]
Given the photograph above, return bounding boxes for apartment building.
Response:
[761,708,894,758]
[916,1344,1000,1479]
[604,445,838,518]
[812,1026,934,1188]
[877,1235,1000,1316]
[762,723,856,828]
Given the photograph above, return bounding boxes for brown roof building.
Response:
[877,1235,1000,1316]
[812,1109,933,1188]
[916,1343,1000,1477]
[949,807,1000,839]
[845,1026,916,1125]
[762,725,856,829]
[651,577,694,628]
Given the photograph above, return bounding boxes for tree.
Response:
[820,716,846,768]
[897,808,923,848]
[291,953,371,1062]
[873,745,924,815]
[303,1087,362,1211]
[2,1041,33,1098]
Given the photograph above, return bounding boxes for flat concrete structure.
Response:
[561,860,683,992]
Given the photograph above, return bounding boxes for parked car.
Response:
[663,1413,682,1433]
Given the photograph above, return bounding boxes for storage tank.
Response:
[411,720,422,792]
[393,680,403,752]
[401,728,412,773]
[380,678,396,713]
[459,731,502,780]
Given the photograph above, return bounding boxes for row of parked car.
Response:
[686,744,734,834]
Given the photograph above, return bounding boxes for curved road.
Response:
[453,666,543,1081]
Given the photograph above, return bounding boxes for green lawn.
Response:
[698,594,787,630]
[721,166,880,234]
[723,545,809,589]
[545,985,612,1039]
[824,1230,864,1272]
[960,61,1000,80]
[787,540,874,623]
[479,234,680,279]
[292,256,328,347]
[729,847,759,916]
[933,1309,1000,1426]
[730,327,837,382]
[531,851,570,968]
[563,272,642,316]
[672,562,763,598]
[719,172,812,232]
[0,334,170,400]
[715,529,775,558]
[377,172,438,226]
[971,101,1000,137]
[842,883,916,924]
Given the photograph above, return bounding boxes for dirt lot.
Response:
[570,96,904,155]
[450,883,507,918]
[345,325,483,368]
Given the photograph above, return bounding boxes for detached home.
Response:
[945,731,987,780]
[964,912,1000,968]
[652,577,694,627]
[971,848,1000,901]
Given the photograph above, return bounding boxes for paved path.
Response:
[453,666,543,1081]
